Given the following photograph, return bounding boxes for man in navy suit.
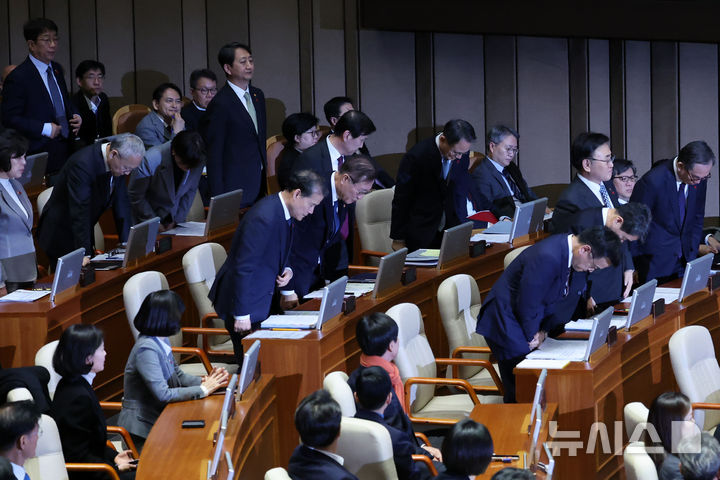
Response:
[551,132,619,233]
[470,125,538,219]
[72,60,112,147]
[37,134,144,266]
[288,390,359,480]
[476,226,622,402]
[391,119,475,253]
[208,169,324,365]
[1,18,81,177]
[0,400,41,480]
[631,141,719,283]
[201,42,266,206]
[286,154,376,300]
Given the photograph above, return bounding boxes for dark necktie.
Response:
[337,155,345,170]
[442,158,451,180]
[336,157,349,238]
[24,473,31,480]
[599,183,613,208]
[46,65,69,138]
[678,183,686,225]
[502,167,524,202]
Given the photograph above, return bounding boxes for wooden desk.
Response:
[0,228,235,400]
[137,374,281,480]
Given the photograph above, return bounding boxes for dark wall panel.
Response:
[206,0,248,85]
[181,0,208,96]
[568,38,588,142]
[624,41,652,173]
[651,41,679,162]
[68,0,98,91]
[43,0,69,85]
[96,1,135,111]
[483,35,516,129]
[588,39,610,135]
[0,0,10,68]
[312,0,345,123]
[8,0,29,65]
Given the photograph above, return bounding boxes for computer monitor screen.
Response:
[123,217,160,267]
[373,248,407,299]
[50,247,85,302]
[437,222,473,269]
[205,189,244,236]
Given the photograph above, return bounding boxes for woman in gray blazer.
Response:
[0,129,36,294]
[118,290,228,448]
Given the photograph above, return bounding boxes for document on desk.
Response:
[516,358,569,370]
[162,221,206,236]
[565,316,627,332]
[0,289,51,302]
[245,330,311,340]
[304,282,374,299]
[405,249,440,267]
[90,252,125,262]
[653,287,681,304]
[525,338,588,361]
[471,233,511,244]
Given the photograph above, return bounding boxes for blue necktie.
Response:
[24,473,31,480]
[678,183,686,225]
[46,65,69,138]
[442,159,451,180]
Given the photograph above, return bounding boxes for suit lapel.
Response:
[158,155,176,199]
[25,57,55,115]
[663,163,683,229]
[487,160,510,193]
[224,84,259,140]
[0,184,31,230]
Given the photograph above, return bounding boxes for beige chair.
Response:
[34,340,62,399]
[336,416,397,480]
[181,243,234,357]
[323,371,357,417]
[436,274,503,393]
[355,188,394,266]
[669,325,720,431]
[185,191,206,222]
[623,442,658,480]
[264,467,292,480]
[37,187,105,253]
[6,387,33,402]
[266,134,286,194]
[503,245,530,269]
[386,303,500,427]
[624,401,649,440]
[112,104,150,135]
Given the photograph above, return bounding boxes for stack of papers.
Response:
[405,249,440,267]
[526,338,588,362]
[471,232,511,244]
[245,330,311,340]
[565,316,628,332]
[162,221,206,236]
[0,289,50,302]
[483,221,512,235]
[303,282,374,299]
[653,287,681,304]
[90,252,124,263]
[516,358,569,370]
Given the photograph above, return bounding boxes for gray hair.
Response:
[486,125,519,151]
[678,433,720,480]
[110,134,145,160]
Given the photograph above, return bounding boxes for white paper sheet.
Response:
[471,233,511,244]
[244,330,311,340]
[565,316,627,332]
[516,358,569,370]
[525,338,588,361]
[653,287,681,304]
[162,221,206,236]
[0,289,50,302]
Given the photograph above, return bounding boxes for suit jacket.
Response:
[391,137,469,252]
[1,56,77,173]
[51,376,120,480]
[476,234,572,360]
[470,157,537,218]
[37,143,133,262]
[200,83,267,205]
[180,102,204,132]
[134,112,172,148]
[551,176,619,233]
[208,194,293,325]
[276,146,300,191]
[0,179,36,283]
[118,335,203,438]
[71,91,112,146]
[0,366,51,413]
[630,159,706,282]
[127,142,202,224]
[288,445,359,480]
[433,473,472,480]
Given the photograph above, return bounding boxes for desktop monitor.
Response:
[314,276,347,328]
[220,373,239,426]
[17,152,47,189]
[624,279,657,330]
[205,189,244,236]
[437,221,473,269]
[528,369,548,434]
[509,198,548,246]
[123,217,160,267]
[50,247,85,302]
[373,248,407,299]
[238,341,260,396]
[208,409,228,480]
[679,253,714,302]
[583,306,614,361]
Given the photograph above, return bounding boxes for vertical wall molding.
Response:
[569,38,589,145]
[483,35,517,130]
[414,31,434,143]
[609,39,626,158]
[343,0,360,106]
[651,41,679,160]
[298,0,314,112]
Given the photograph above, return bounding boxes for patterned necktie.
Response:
[442,158,451,180]
[678,183,686,225]
[336,158,349,238]
[46,65,69,138]
[502,167,524,201]
[337,155,345,170]
[599,183,613,208]
[243,91,258,133]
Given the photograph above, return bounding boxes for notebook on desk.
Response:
[261,276,347,329]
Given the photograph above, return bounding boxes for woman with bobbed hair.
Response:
[51,324,137,479]
[435,418,494,479]
[118,290,228,447]
[276,112,320,189]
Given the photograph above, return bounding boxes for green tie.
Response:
[244,91,258,133]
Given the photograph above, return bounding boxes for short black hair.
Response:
[218,42,252,73]
[443,119,477,146]
[133,290,184,337]
[0,129,29,173]
[152,82,182,103]
[23,18,58,42]
[339,154,376,184]
[334,111,376,139]
[294,390,342,448]
[612,158,637,177]
[678,433,720,480]
[53,324,104,378]
[578,226,623,267]
[615,202,652,242]
[282,113,319,148]
[355,366,392,411]
[678,140,716,170]
[490,467,535,480]
[75,59,105,79]
[486,124,519,151]
[189,68,217,89]
[323,96,353,125]
[0,400,40,453]
[571,132,610,171]
[356,313,398,356]
[171,130,206,169]
[442,419,494,475]
[285,169,326,197]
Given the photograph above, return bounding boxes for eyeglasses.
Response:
[587,251,603,272]
[83,74,104,81]
[588,155,615,164]
[302,128,321,138]
[613,175,638,183]
[36,35,59,45]
[686,169,712,183]
[192,87,217,95]
[347,175,372,196]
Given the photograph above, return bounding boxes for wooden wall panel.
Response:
[43,0,69,85]
[483,35,516,130]
[68,0,98,91]
[433,33,484,149]
[311,0,345,123]
[96,1,135,111]
[0,0,10,69]
[568,38,588,142]
[679,42,719,216]
[624,41,652,173]
[588,39,610,136]
[205,0,249,86]
[181,0,208,96]
[516,36,570,186]
[8,0,29,65]
[358,29,415,154]
[651,41,679,162]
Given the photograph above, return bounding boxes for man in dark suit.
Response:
[286,154,376,300]
[72,60,112,147]
[1,18,81,177]
[201,42,266,206]
[631,141,719,283]
[476,226,622,402]
[208,169,324,365]
[181,69,217,132]
[128,130,205,229]
[0,400,41,479]
[470,125,538,219]
[134,83,184,149]
[288,389,359,480]
[551,132,619,233]
[391,119,475,253]
[37,134,144,266]
[354,367,426,480]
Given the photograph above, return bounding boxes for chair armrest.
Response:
[347,265,379,275]
[199,313,227,354]
[358,249,389,265]
[415,432,431,446]
[66,463,121,480]
[99,401,122,411]
[451,346,492,357]
[171,346,212,374]
[403,376,480,424]
[106,425,139,458]
[181,327,235,357]
[434,358,504,396]
[201,312,221,328]
[692,402,720,410]
[412,454,438,476]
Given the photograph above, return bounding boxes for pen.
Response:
[271,328,301,331]
[492,455,520,463]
